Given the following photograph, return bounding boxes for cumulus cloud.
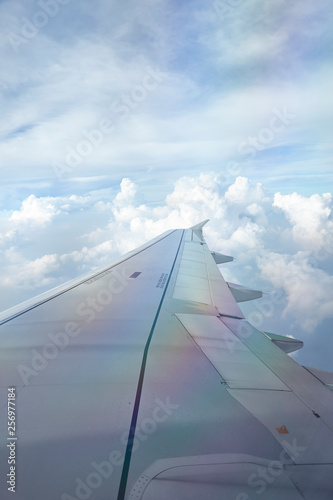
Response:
[273,191,333,249]
[225,176,267,205]
[1,239,118,292]
[9,193,96,226]
[1,174,332,340]
[2,249,61,290]
[10,194,62,225]
[257,250,333,332]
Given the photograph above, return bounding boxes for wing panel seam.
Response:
[116,230,185,500]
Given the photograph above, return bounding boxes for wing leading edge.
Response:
[0,222,332,500]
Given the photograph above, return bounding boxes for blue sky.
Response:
[0,0,332,370]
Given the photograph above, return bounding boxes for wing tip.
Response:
[189,219,210,231]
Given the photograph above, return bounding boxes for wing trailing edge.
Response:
[304,366,333,391]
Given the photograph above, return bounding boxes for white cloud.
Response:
[10,194,61,225]
[2,249,60,290]
[225,176,267,205]
[0,0,331,200]
[273,191,333,249]
[1,174,332,339]
[258,250,333,332]
[9,193,93,226]
[113,178,138,208]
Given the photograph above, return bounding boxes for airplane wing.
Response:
[1,221,333,499]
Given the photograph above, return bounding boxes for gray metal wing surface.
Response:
[1,222,333,499]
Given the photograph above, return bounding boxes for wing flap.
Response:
[228,388,333,464]
[221,317,333,428]
[176,314,288,390]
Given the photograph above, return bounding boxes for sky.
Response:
[0,0,332,370]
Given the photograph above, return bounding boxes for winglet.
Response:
[190,220,209,241]
[190,220,210,231]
